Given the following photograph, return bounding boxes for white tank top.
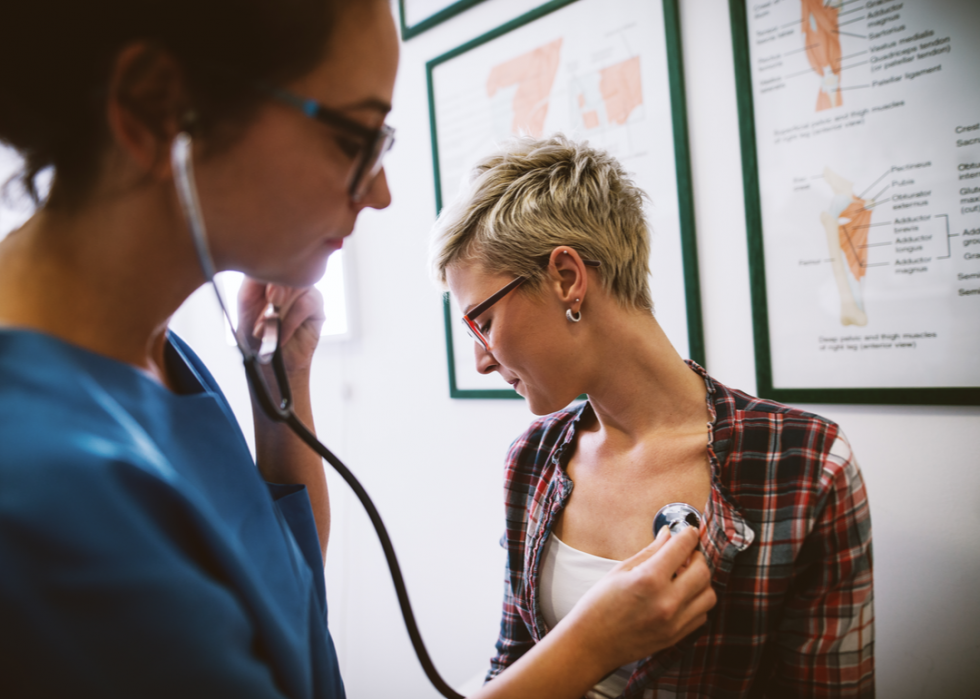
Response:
[539,534,639,698]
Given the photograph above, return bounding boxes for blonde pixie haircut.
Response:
[430,134,654,312]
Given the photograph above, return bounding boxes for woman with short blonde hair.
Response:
[433,135,875,698]
[432,134,653,311]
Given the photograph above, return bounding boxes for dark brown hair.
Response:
[0,0,342,207]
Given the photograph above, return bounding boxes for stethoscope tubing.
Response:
[173,132,464,699]
[288,414,464,699]
[242,356,464,699]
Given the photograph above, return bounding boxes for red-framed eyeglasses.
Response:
[461,257,601,352]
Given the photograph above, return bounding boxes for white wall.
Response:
[3,1,978,697]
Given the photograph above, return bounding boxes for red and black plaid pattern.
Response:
[486,362,874,698]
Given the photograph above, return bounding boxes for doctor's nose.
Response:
[358,168,392,211]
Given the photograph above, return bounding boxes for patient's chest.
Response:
[552,426,712,561]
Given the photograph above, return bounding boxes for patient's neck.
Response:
[579,310,708,444]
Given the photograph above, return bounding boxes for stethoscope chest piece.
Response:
[654,502,702,537]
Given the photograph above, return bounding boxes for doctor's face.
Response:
[195,0,399,288]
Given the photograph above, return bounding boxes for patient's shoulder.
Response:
[503,400,587,485]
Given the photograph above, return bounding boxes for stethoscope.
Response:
[170,133,702,698]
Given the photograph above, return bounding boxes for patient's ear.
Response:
[549,247,589,311]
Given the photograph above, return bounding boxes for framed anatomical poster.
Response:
[730,0,980,405]
[427,0,703,398]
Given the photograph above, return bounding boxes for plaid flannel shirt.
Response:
[486,362,874,698]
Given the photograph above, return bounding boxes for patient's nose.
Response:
[475,343,498,375]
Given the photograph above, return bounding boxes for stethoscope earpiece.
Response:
[654,502,702,537]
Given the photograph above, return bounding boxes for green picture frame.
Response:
[399,0,488,41]
[427,0,704,399]
[728,0,979,406]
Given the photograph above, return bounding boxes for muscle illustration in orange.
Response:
[572,56,644,132]
[599,56,642,125]
[802,0,843,111]
[821,168,873,326]
[486,39,563,137]
[838,198,873,282]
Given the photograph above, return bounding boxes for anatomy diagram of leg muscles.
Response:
[739,0,980,399]
[802,0,843,112]
[820,168,872,326]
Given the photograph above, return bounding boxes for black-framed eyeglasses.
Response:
[263,86,396,202]
[461,257,601,352]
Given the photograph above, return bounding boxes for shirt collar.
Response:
[685,359,755,580]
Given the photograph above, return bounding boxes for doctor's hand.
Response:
[238,278,330,558]
[564,525,716,670]
[237,278,326,376]
[474,526,715,699]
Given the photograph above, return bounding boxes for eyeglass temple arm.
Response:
[465,276,527,321]
[465,259,601,321]
[263,85,379,141]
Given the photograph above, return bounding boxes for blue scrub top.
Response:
[0,329,345,698]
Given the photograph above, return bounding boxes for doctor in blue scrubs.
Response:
[0,1,715,697]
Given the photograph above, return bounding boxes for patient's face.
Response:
[446,261,582,415]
